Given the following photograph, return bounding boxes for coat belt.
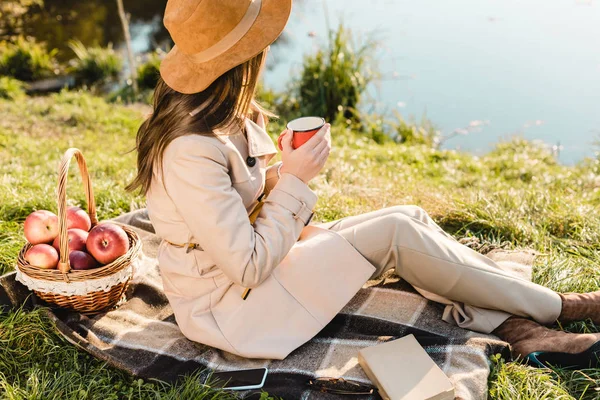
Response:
[163,192,267,300]
[163,240,201,253]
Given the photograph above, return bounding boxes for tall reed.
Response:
[68,40,122,88]
[292,24,378,123]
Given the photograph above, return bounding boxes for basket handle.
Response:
[56,148,98,274]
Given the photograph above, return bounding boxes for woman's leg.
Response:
[319,207,483,323]
[316,205,454,240]
[332,209,562,333]
[326,206,600,366]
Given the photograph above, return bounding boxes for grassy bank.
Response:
[1,91,600,399]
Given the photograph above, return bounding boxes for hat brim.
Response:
[160,0,292,94]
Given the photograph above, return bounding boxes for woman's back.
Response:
[143,116,373,359]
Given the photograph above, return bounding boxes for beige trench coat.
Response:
[146,115,375,360]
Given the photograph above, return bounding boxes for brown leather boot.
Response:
[492,316,600,368]
[559,292,600,324]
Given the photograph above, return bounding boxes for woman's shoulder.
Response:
[153,134,229,187]
[165,134,227,164]
[168,132,222,147]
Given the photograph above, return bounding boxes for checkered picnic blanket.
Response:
[0,209,536,400]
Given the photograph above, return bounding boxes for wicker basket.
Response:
[16,148,142,314]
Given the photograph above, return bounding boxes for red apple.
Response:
[24,210,59,244]
[25,244,59,269]
[52,228,88,253]
[67,206,92,232]
[69,250,100,270]
[86,223,129,264]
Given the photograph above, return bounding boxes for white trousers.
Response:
[317,206,562,333]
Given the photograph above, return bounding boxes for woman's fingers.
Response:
[311,137,329,157]
[312,135,331,165]
[318,141,331,162]
[303,124,330,150]
[279,123,331,184]
[281,129,294,153]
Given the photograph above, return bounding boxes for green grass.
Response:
[2,91,600,398]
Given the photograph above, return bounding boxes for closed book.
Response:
[358,334,454,400]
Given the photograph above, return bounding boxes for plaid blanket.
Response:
[0,209,539,400]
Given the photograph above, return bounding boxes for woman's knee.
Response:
[387,205,430,222]
[379,211,417,233]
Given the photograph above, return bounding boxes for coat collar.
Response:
[213,118,277,157]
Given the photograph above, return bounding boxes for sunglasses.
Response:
[307,377,376,396]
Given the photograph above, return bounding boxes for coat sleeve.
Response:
[163,138,317,288]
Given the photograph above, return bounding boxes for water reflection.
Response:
[23,0,298,61]
[22,0,169,62]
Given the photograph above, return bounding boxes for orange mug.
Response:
[278,116,326,151]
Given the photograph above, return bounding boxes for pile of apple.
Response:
[23,206,130,271]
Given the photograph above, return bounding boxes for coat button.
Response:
[246,156,256,167]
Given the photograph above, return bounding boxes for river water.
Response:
[23,0,600,163]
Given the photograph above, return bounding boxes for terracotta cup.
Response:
[278,116,326,151]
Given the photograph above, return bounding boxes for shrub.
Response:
[0,36,58,81]
[358,113,393,145]
[0,76,26,99]
[291,24,378,123]
[393,112,441,147]
[484,137,558,182]
[344,111,440,146]
[136,51,162,91]
[68,40,122,87]
[107,83,153,105]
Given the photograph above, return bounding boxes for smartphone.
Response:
[206,368,268,391]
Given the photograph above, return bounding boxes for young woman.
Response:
[128,0,600,367]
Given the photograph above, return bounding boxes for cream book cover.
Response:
[358,334,454,400]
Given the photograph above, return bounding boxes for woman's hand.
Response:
[279,124,331,184]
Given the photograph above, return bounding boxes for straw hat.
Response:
[160,0,292,94]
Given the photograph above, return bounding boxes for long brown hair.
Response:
[126,50,271,195]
